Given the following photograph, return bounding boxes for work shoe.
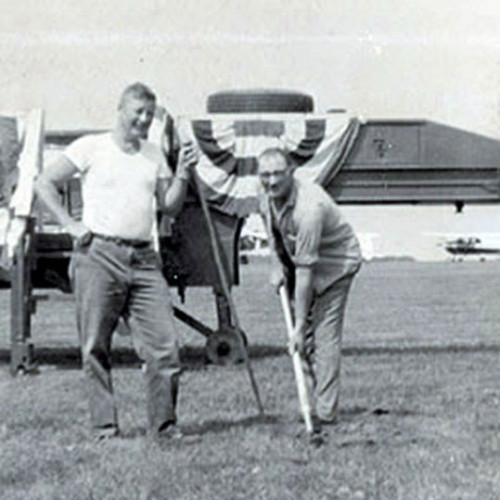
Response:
[92,425,120,442]
[298,414,338,433]
[155,424,202,447]
[315,415,339,426]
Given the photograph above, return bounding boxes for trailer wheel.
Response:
[205,328,248,365]
[207,89,314,114]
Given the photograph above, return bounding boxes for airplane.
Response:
[444,236,500,257]
[425,232,500,261]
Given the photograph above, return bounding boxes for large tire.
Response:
[207,89,314,114]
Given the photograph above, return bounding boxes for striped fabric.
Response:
[178,114,360,217]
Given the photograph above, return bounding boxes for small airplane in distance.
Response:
[426,232,500,261]
[444,237,500,256]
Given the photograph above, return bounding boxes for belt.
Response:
[92,232,151,249]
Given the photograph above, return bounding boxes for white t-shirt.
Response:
[64,133,172,241]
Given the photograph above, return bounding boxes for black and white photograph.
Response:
[1,2,500,498]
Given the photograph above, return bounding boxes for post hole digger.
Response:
[192,170,264,417]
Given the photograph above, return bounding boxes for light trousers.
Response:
[71,237,181,435]
[302,274,354,422]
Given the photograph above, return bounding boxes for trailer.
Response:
[2,90,500,375]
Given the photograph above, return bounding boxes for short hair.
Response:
[257,147,292,168]
[118,82,156,109]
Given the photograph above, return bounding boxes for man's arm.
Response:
[34,156,89,239]
[269,249,286,292]
[157,142,199,217]
[290,206,324,355]
[293,266,314,354]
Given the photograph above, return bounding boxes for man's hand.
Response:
[270,268,285,294]
[288,325,306,357]
[64,220,92,248]
[154,105,167,121]
[176,141,199,181]
[160,141,198,216]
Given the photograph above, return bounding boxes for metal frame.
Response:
[9,218,38,374]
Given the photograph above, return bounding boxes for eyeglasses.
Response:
[258,171,289,180]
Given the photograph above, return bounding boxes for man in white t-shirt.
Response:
[35,83,199,444]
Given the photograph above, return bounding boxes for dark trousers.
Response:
[71,237,181,435]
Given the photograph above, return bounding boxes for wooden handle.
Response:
[279,286,314,434]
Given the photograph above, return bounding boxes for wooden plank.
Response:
[9,109,44,217]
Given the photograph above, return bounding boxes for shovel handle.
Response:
[279,286,314,434]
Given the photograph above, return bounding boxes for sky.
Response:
[2,0,500,134]
[2,0,500,259]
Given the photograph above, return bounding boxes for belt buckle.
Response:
[129,238,149,249]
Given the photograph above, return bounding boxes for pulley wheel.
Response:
[205,328,248,365]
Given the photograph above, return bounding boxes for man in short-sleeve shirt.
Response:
[35,83,199,443]
[258,148,362,428]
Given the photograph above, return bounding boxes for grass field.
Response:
[1,260,500,499]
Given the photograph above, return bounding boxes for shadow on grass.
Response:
[104,407,423,441]
[113,414,281,440]
[2,342,500,370]
[0,347,138,370]
[0,344,287,370]
[185,413,281,436]
[343,343,500,356]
